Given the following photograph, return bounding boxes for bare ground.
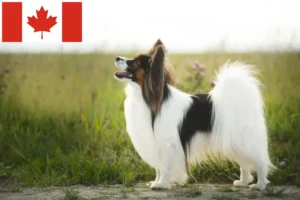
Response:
[0,183,299,200]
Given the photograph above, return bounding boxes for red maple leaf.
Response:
[27,6,57,39]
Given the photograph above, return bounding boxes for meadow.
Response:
[0,52,299,188]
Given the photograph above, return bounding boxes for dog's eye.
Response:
[133,61,138,66]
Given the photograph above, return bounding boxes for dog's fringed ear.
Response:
[144,45,165,112]
[148,39,164,55]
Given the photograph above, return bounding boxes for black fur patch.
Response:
[179,94,213,160]
[162,84,172,103]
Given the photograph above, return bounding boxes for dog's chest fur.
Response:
[124,84,160,168]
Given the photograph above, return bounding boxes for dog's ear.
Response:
[144,45,165,112]
[148,39,164,55]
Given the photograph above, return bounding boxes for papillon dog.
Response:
[114,39,275,191]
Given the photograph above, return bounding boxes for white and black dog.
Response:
[114,39,275,190]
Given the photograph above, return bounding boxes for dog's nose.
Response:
[116,56,121,62]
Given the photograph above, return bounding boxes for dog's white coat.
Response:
[115,59,275,190]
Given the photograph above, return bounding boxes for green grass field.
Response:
[0,52,299,187]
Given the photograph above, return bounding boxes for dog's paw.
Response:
[249,183,266,191]
[233,180,249,187]
[147,181,155,187]
[150,182,169,190]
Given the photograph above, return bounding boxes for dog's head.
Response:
[114,39,173,112]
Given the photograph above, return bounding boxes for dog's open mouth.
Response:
[114,71,133,79]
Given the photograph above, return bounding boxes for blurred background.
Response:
[0,0,299,190]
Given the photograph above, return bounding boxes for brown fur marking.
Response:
[135,68,146,86]
[120,39,175,113]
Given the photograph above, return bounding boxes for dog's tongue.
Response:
[114,71,132,78]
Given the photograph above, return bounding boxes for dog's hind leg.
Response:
[233,167,254,187]
[230,150,270,190]
[249,156,270,190]
[231,149,270,190]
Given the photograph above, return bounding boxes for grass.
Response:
[216,186,235,193]
[0,52,299,187]
[211,194,238,200]
[64,188,83,200]
[263,186,286,197]
[174,185,203,197]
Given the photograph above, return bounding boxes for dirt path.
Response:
[0,183,299,200]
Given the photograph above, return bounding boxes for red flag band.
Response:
[2,2,22,42]
[62,2,82,42]
[1,2,82,42]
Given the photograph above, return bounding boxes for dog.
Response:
[114,39,275,191]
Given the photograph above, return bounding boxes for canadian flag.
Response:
[1,0,82,42]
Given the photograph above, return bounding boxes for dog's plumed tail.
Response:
[209,61,276,173]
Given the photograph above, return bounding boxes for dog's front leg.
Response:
[150,144,175,190]
[147,169,160,187]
